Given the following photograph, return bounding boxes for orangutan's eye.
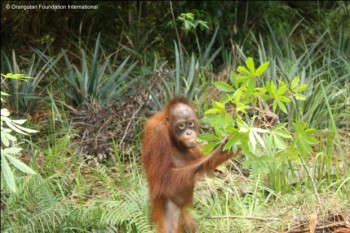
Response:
[178,123,186,130]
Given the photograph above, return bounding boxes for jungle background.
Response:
[1,1,349,232]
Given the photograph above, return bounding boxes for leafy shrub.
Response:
[200,57,318,192]
[1,73,38,192]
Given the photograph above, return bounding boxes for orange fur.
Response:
[141,97,233,233]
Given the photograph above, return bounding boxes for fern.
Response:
[100,186,153,233]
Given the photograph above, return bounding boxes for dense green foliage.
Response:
[1,1,349,232]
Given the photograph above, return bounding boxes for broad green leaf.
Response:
[279,96,291,103]
[184,21,190,30]
[277,100,288,113]
[277,85,288,96]
[214,81,235,92]
[237,66,251,75]
[291,76,300,90]
[1,108,10,117]
[249,130,256,151]
[229,71,239,88]
[294,93,306,100]
[1,155,16,192]
[294,84,309,92]
[245,79,256,99]
[270,81,277,95]
[253,128,269,133]
[2,131,17,142]
[275,130,292,139]
[305,135,318,144]
[224,133,240,151]
[202,143,218,155]
[236,102,248,114]
[245,57,255,74]
[252,130,266,149]
[273,134,287,150]
[225,127,238,135]
[272,99,277,112]
[305,128,315,134]
[1,91,10,96]
[213,101,225,111]
[265,81,271,93]
[2,147,22,155]
[205,108,221,115]
[1,132,10,147]
[4,121,38,135]
[239,125,249,133]
[4,154,36,174]
[222,112,235,130]
[199,134,219,142]
[255,61,270,76]
[11,119,27,124]
[236,75,250,83]
[5,121,28,135]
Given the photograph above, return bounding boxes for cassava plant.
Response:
[200,57,318,192]
[1,73,38,193]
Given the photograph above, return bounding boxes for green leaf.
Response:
[1,108,10,117]
[214,81,235,92]
[236,102,248,114]
[4,120,38,135]
[255,61,270,76]
[252,129,266,150]
[305,135,318,144]
[236,75,250,83]
[291,76,300,90]
[294,84,308,92]
[277,99,288,113]
[277,84,288,96]
[1,132,10,147]
[245,78,256,99]
[183,21,188,30]
[2,147,22,155]
[249,130,256,151]
[224,133,240,151]
[213,101,225,111]
[229,71,239,88]
[205,108,221,115]
[202,143,218,154]
[272,99,277,112]
[293,93,306,100]
[4,154,36,174]
[222,112,235,130]
[199,134,219,142]
[275,130,292,139]
[279,96,291,103]
[237,66,251,75]
[273,134,287,150]
[270,81,277,95]
[245,57,255,74]
[293,122,318,154]
[11,119,27,124]
[1,155,16,192]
